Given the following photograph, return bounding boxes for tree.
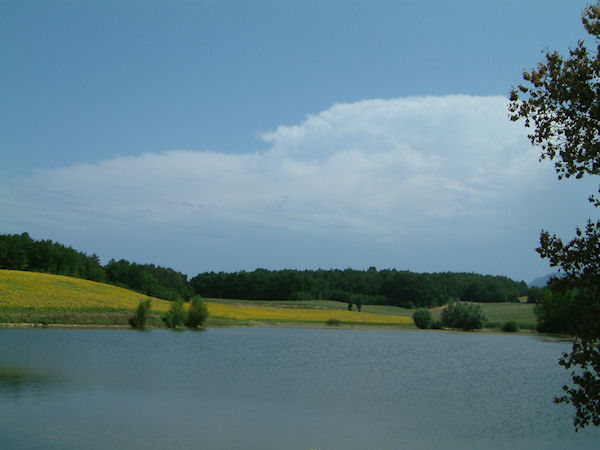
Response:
[534,289,579,334]
[509,2,600,430]
[501,321,520,333]
[440,302,486,331]
[186,295,209,328]
[129,298,152,329]
[163,299,187,328]
[412,308,432,329]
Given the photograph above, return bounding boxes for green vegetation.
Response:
[441,302,486,331]
[186,296,208,328]
[326,319,342,326]
[509,2,600,429]
[0,270,409,328]
[190,268,529,307]
[534,290,578,334]
[2,233,534,310]
[105,258,192,302]
[501,321,519,333]
[0,269,541,334]
[431,302,536,330]
[0,269,173,327]
[203,298,416,317]
[162,299,187,328]
[412,308,432,329]
[129,299,152,329]
[0,232,192,301]
[430,320,443,330]
[0,232,105,282]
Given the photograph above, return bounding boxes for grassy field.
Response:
[205,301,413,326]
[431,301,536,330]
[0,269,537,330]
[207,298,414,315]
[0,270,173,326]
[0,270,413,327]
[206,298,537,330]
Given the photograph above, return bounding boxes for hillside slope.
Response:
[0,269,173,312]
[0,269,176,326]
[0,270,413,327]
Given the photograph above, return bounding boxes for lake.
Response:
[0,327,598,449]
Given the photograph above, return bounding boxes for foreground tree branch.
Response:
[509,2,600,430]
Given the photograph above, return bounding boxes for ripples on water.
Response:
[0,328,598,449]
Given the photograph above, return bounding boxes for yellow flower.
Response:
[0,270,172,312]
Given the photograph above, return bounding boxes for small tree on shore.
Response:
[441,302,486,331]
[186,295,208,328]
[413,308,433,329]
[129,298,151,329]
[163,298,187,328]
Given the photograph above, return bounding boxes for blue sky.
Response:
[1,0,596,282]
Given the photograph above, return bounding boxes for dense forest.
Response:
[189,268,529,308]
[0,233,191,301]
[0,232,530,307]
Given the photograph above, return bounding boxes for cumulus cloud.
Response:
[6,94,582,278]
[11,96,540,231]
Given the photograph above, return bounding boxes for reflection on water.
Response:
[0,328,599,450]
[0,367,50,400]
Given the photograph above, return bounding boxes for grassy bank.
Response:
[431,302,536,330]
[205,300,413,327]
[0,270,413,328]
[1,269,538,330]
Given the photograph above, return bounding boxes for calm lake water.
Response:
[0,327,598,449]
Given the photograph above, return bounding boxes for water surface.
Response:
[0,328,598,449]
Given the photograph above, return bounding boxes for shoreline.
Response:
[0,321,545,336]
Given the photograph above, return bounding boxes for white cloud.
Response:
[7,95,545,235]
[7,94,587,279]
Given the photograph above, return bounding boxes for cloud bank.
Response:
[4,95,586,279]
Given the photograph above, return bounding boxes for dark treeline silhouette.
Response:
[104,258,192,301]
[1,232,529,306]
[0,232,105,282]
[0,233,191,301]
[190,268,529,308]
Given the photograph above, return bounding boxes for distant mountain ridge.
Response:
[529,273,561,288]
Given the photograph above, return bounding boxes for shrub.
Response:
[163,299,187,328]
[351,293,367,312]
[534,289,578,334]
[501,320,519,332]
[129,298,151,329]
[441,302,486,331]
[431,320,443,330]
[412,308,432,329]
[326,318,341,326]
[186,295,208,328]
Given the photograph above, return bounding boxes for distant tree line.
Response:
[104,258,192,301]
[0,232,530,306]
[0,233,191,301]
[190,267,529,308]
[0,232,105,282]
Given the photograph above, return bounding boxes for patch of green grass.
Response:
[431,302,536,330]
[0,307,166,327]
[205,298,413,317]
